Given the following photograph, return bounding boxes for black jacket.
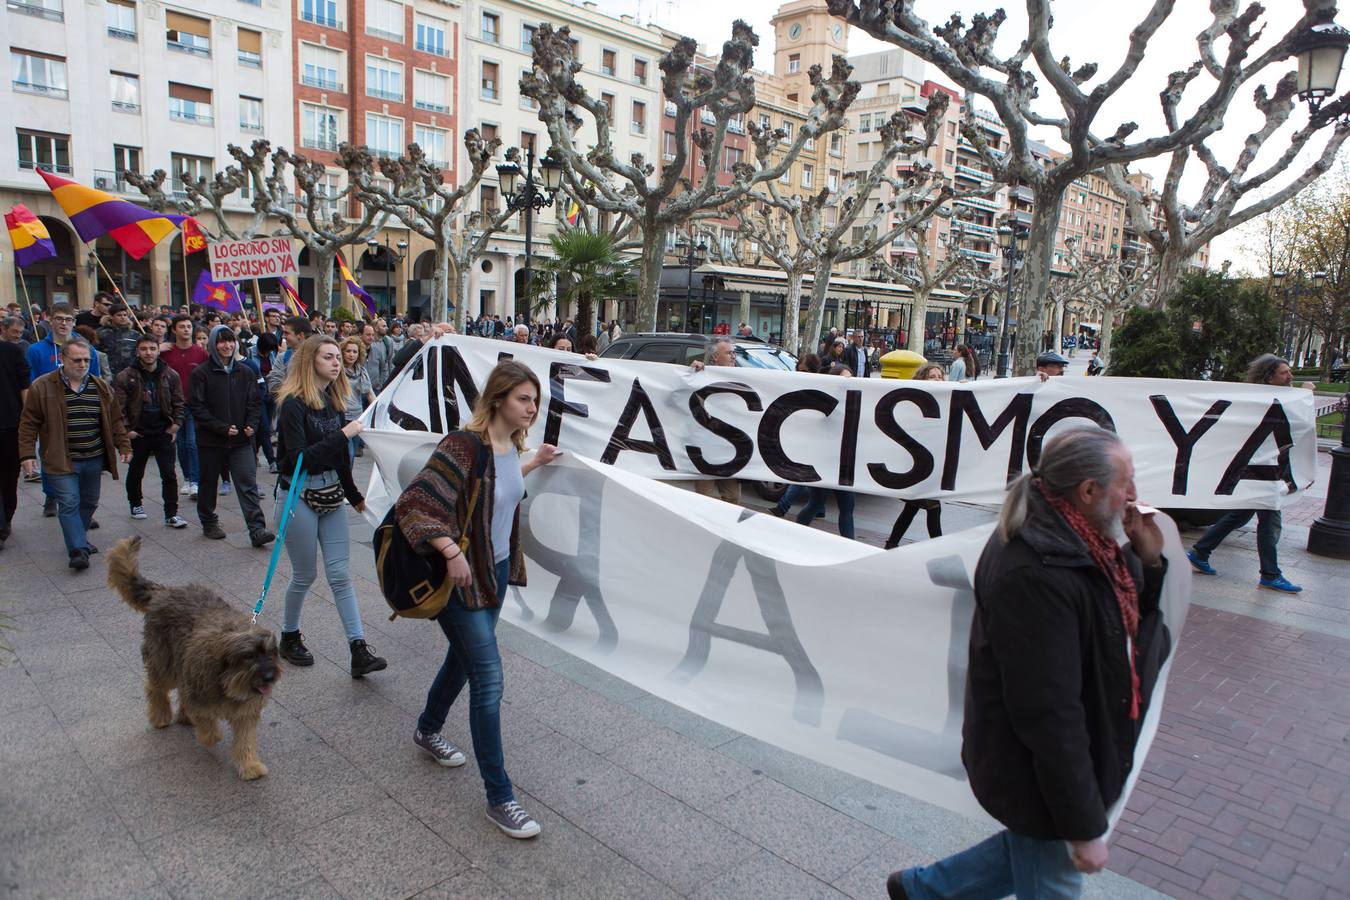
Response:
[113,360,185,436]
[963,489,1171,841]
[275,395,362,504]
[98,325,140,374]
[388,337,423,382]
[188,358,261,448]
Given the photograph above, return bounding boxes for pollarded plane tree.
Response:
[521,21,858,331]
[125,164,267,243]
[1062,236,1159,363]
[1106,75,1350,304]
[227,141,385,315]
[827,0,1342,374]
[728,195,819,349]
[353,131,507,328]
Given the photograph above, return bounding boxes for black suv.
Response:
[601,333,798,371]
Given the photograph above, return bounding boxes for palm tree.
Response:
[529,230,636,338]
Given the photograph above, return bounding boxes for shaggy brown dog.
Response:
[107,536,281,780]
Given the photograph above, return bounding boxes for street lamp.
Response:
[995,223,1028,378]
[674,235,707,333]
[1271,270,1327,360]
[1292,21,1350,117]
[366,236,408,314]
[496,146,563,325]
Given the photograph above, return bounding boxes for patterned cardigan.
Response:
[394,430,525,610]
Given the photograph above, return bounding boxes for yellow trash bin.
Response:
[880,349,927,380]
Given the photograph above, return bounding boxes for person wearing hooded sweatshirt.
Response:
[188,325,274,546]
[113,334,187,528]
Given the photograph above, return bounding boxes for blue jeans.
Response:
[773,483,808,516]
[281,473,363,641]
[176,413,199,484]
[418,557,513,806]
[46,457,103,556]
[796,488,856,539]
[901,830,1083,899]
[1193,508,1282,580]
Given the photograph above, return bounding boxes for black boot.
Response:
[279,630,314,667]
[349,640,387,678]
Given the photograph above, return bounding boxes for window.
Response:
[521,23,536,52]
[17,130,70,173]
[414,124,448,167]
[170,153,213,192]
[366,0,403,40]
[758,113,771,132]
[634,58,647,85]
[662,131,676,160]
[365,56,404,102]
[301,104,341,150]
[113,144,140,177]
[720,228,735,257]
[631,100,646,135]
[109,71,139,110]
[519,130,536,154]
[301,44,343,91]
[480,11,499,43]
[168,83,212,124]
[804,133,814,150]
[11,51,68,98]
[830,133,841,153]
[237,29,262,67]
[413,69,450,113]
[480,184,498,214]
[601,93,615,126]
[601,49,616,77]
[8,0,62,21]
[480,61,499,100]
[828,169,839,190]
[415,13,448,55]
[239,96,263,132]
[365,113,402,157]
[788,53,800,74]
[480,123,498,142]
[944,149,954,165]
[723,146,742,172]
[801,163,813,188]
[105,0,135,39]
[782,121,795,141]
[315,171,342,217]
[301,0,339,28]
[859,113,871,133]
[166,12,210,56]
[947,122,957,137]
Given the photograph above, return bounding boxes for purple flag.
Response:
[193,269,244,313]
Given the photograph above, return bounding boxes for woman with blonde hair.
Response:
[274,335,386,678]
[340,336,376,458]
[395,360,561,839]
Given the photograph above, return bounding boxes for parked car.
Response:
[600,332,797,500]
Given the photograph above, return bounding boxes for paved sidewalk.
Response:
[2,451,1346,899]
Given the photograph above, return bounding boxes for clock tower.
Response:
[770,0,849,86]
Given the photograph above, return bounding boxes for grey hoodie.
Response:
[208,325,235,373]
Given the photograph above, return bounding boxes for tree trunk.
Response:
[635,222,667,331]
[452,256,471,332]
[576,289,594,341]
[1052,297,1064,354]
[316,251,336,315]
[906,287,929,353]
[803,262,832,357]
[1154,246,1186,308]
[432,236,451,326]
[1013,197,1062,376]
[1100,306,1118,363]
[782,270,804,354]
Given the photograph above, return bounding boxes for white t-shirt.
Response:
[491,450,525,563]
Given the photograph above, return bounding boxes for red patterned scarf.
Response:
[1038,481,1142,719]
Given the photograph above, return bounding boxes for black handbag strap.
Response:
[457,433,491,553]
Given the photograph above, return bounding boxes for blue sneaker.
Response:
[1259,576,1302,594]
[1186,551,1217,576]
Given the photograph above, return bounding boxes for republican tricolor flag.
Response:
[4,204,57,268]
[36,168,186,260]
[336,251,377,317]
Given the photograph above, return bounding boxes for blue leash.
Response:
[253,452,305,623]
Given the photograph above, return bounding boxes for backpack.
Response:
[373,436,488,621]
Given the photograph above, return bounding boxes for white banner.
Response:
[361,435,1190,826]
[207,237,298,281]
[368,336,1317,510]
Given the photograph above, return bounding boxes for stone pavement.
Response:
[2,449,1347,899]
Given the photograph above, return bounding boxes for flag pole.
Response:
[90,248,146,333]
[15,268,36,323]
[250,278,263,314]
[181,240,192,314]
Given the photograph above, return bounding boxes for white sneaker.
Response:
[220,481,232,495]
[189,482,199,500]
[180,483,192,495]
[129,505,147,520]
[164,515,188,529]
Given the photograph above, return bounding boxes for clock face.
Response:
[832,23,843,41]
[788,23,802,40]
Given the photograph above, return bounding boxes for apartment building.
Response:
[458,0,669,321]
[292,0,461,311]
[2,0,292,310]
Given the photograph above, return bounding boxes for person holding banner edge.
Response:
[888,426,1170,900]
[396,360,561,840]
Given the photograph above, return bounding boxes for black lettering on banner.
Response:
[1149,396,1231,495]
[425,349,442,432]
[941,390,1033,491]
[674,511,824,727]
[867,388,940,490]
[836,555,974,779]
[497,351,515,363]
[431,346,481,432]
[687,381,762,477]
[1025,398,1117,467]
[516,465,618,651]
[1216,399,1298,495]
[384,403,429,432]
[544,361,612,447]
[600,378,676,469]
[757,390,838,483]
[838,389,862,487]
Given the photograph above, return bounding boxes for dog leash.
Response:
[253,452,305,624]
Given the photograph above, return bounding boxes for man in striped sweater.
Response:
[18,338,130,570]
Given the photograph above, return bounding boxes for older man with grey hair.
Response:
[888,426,1170,900]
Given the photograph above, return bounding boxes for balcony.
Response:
[954,196,998,212]
[13,81,68,100]
[664,100,676,116]
[366,87,403,102]
[170,109,214,125]
[238,50,262,68]
[415,40,448,56]
[299,10,342,29]
[240,120,264,134]
[8,0,63,20]
[414,99,449,113]
[1013,209,1034,226]
[959,247,997,261]
[1013,185,1035,203]
[301,74,343,92]
[301,137,339,151]
[167,37,210,57]
[891,238,919,255]
[369,147,402,159]
[367,26,403,41]
[700,109,715,125]
[728,120,745,135]
[954,164,992,182]
[957,220,996,237]
[93,169,134,192]
[111,99,140,113]
[107,26,136,40]
[21,160,72,174]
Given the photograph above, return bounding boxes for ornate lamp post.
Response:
[995,223,1029,378]
[365,236,407,314]
[496,146,562,325]
[1292,21,1350,119]
[1271,270,1327,361]
[673,235,707,333]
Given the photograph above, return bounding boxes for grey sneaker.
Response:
[164,515,188,529]
[130,505,147,520]
[413,729,466,767]
[486,800,540,839]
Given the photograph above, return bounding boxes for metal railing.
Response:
[300,74,343,92]
[111,100,141,113]
[93,169,132,192]
[414,100,449,113]
[238,51,262,68]
[170,109,214,125]
[301,137,338,151]
[299,10,341,29]
[366,25,403,41]
[12,81,68,99]
[955,164,992,181]
[414,40,448,56]
[8,0,63,20]
[366,87,403,102]
[107,26,136,40]
[167,38,210,57]
[21,160,72,174]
